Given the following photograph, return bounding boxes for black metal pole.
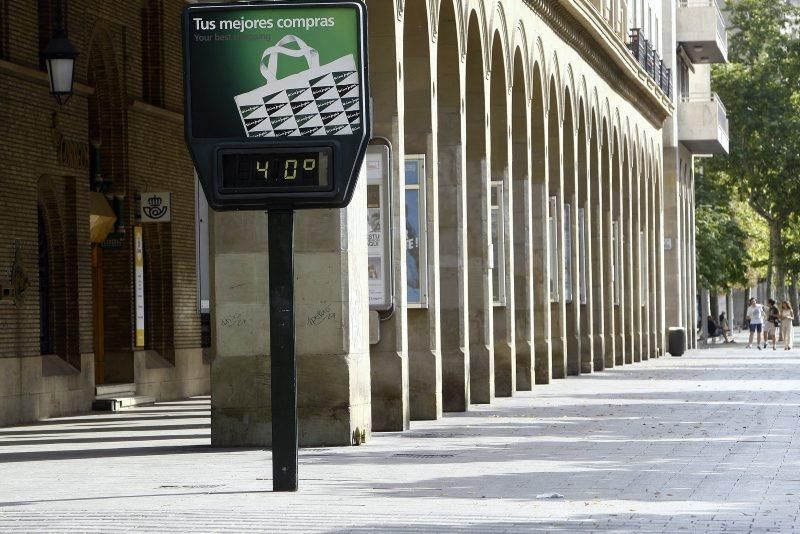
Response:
[268,209,298,492]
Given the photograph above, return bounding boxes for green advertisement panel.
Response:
[187,5,361,139]
[183,1,370,211]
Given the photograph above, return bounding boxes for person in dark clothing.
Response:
[705,315,729,343]
[765,298,780,350]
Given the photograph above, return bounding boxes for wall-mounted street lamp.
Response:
[42,28,78,106]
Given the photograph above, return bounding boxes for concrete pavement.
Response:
[2,336,800,532]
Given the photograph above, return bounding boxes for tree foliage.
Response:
[701,0,800,295]
[695,169,750,291]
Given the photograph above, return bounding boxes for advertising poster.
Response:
[187,6,362,139]
[366,146,391,310]
[404,158,426,306]
[134,227,145,348]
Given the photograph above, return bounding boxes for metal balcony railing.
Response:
[628,28,672,99]
[678,0,728,53]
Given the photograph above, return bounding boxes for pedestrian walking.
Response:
[765,298,780,350]
[746,297,764,349]
[780,301,794,350]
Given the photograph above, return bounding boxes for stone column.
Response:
[624,157,637,364]
[492,64,516,396]
[579,125,595,374]
[436,16,469,411]
[591,129,606,371]
[564,118,582,377]
[532,87,552,384]
[613,145,626,367]
[549,106,567,380]
[602,134,616,368]
[688,178,697,349]
[404,29,442,420]
[512,97,535,390]
[633,159,643,363]
[368,6,409,431]
[210,179,371,447]
[662,147,683,348]
[465,48,493,404]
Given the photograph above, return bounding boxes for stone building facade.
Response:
[210,0,680,447]
[0,0,209,426]
[0,0,721,441]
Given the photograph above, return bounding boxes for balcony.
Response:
[628,29,672,99]
[677,0,728,64]
[678,92,729,154]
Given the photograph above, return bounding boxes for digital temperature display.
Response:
[220,149,331,192]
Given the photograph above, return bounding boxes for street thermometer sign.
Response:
[183,1,370,211]
[182,0,370,493]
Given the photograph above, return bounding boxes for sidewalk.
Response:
[2,338,800,532]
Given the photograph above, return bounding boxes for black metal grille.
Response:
[628,28,672,100]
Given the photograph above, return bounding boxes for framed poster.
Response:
[612,220,621,306]
[578,208,587,305]
[491,181,506,306]
[563,203,573,304]
[134,226,145,347]
[640,230,647,306]
[367,143,393,311]
[548,196,559,302]
[405,155,428,307]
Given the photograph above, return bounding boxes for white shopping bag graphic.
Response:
[235,35,361,138]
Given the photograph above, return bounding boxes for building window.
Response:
[491,181,506,306]
[578,208,588,305]
[38,0,63,71]
[141,0,165,106]
[549,196,560,302]
[405,155,428,307]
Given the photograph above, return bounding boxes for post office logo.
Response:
[141,192,171,223]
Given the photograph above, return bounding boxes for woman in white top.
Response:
[746,297,764,349]
[780,301,794,350]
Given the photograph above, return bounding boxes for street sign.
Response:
[182,0,371,494]
[183,1,370,211]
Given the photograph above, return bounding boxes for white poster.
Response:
[367,145,392,311]
[134,226,145,347]
[578,208,587,305]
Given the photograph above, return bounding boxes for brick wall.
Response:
[0,1,200,375]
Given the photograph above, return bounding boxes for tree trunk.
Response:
[773,223,787,301]
[710,294,719,320]
[791,273,799,326]
[700,288,710,343]
[766,224,775,298]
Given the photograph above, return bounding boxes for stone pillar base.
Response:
[442,347,469,412]
[494,341,515,397]
[469,344,494,404]
[515,340,534,391]
[409,349,442,421]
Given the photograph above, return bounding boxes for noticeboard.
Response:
[183,1,370,211]
[366,143,393,311]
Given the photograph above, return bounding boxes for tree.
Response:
[694,166,750,292]
[707,0,800,299]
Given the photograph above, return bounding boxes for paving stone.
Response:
[2,333,800,532]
